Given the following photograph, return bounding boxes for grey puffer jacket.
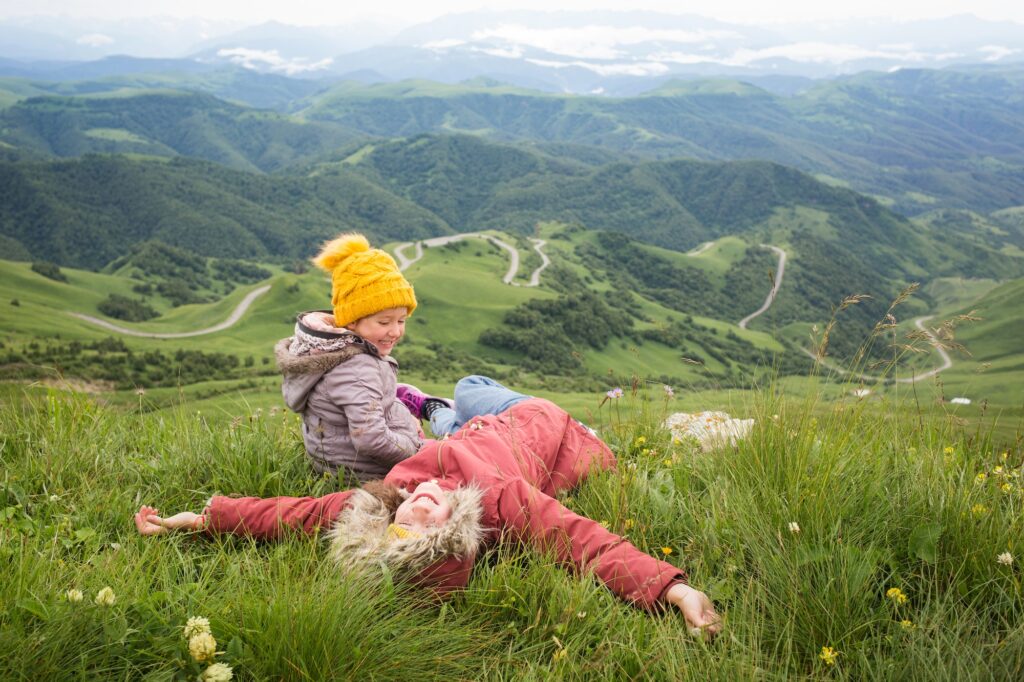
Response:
[275,316,424,481]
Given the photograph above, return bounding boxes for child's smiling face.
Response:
[394,481,452,534]
[346,307,408,357]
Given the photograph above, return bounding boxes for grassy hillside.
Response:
[2,367,1022,678]
[8,136,1020,341]
[5,220,1022,420]
[0,91,359,172]
[0,154,448,269]
[295,69,1024,214]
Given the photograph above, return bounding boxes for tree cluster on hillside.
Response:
[30,261,66,282]
[479,291,634,374]
[0,337,267,388]
[96,294,159,322]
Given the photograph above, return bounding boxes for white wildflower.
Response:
[189,632,218,663]
[788,522,801,534]
[183,616,212,639]
[997,552,1014,566]
[94,586,116,606]
[201,663,234,682]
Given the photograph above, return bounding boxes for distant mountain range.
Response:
[2,12,1023,92]
[3,67,1022,216]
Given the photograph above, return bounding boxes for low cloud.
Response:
[724,42,951,66]
[525,57,670,77]
[471,24,740,60]
[216,48,333,75]
[422,39,465,51]
[76,33,114,48]
[471,45,525,59]
[979,45,1021,61]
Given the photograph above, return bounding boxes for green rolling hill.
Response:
[3,226,1022,424]
[0,91,360,172]
[0,68,1022,215]
[3,133,1022,366]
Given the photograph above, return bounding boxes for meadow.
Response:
[1,373,1022,680]
[2,224,1023,678]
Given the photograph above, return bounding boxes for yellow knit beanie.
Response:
[312,233,417,328]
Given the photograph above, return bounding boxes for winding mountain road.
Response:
[895,315,953,383]
[70,284,271,339]
[394,232,549,286]
[801,315,953,383]
[738,245,787,329]
[687,241,716,257]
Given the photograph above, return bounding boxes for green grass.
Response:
[2,376,1022,679]
[394,241,550,358]
[633,235,749,285]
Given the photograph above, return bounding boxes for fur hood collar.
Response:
[274,310,396,377]
[327,484,485,584]
[274,337,367,377]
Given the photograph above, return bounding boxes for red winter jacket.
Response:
[205,398,687,609]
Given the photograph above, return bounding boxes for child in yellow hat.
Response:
[276,232,444,482]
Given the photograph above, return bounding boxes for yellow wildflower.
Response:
[94,586,116,607]
[1002,483,1014,493]
[899,620,916,630]
[635,436,647,445]
[971,503,989,517]
[189,632,218,663]
[943,446,955,455]
[663,459,673,467]
[886,587,908,604]
[994,466,1005,476]
[819,646,838,666]
[976,472,987,483]
[624,519,635,530]
[552,648,568,662]
[661,547,673,556]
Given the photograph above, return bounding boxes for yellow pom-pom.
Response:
[313,233,370,272]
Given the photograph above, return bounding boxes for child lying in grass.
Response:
[136,397,721,635]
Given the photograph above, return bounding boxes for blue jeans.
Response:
[429,375,531,436]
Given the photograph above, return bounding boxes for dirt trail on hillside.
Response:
[70,284,271,338]
[800,315,953,384]
[394,232,549,286]
[738,245,787,329]
[687,241,716,256]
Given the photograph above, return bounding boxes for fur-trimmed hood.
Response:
[327,484,485,592]
[274,337,368,377]
[276,310,397,414]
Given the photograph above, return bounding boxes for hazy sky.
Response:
[2,0,1022,27]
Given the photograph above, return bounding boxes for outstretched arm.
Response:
[663,583,721,636]
[134,505,204,535]
[135,490,356,540]
[496,478,720,632]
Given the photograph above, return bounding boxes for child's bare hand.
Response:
[664,583,722,637]
[134,505,202,535]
